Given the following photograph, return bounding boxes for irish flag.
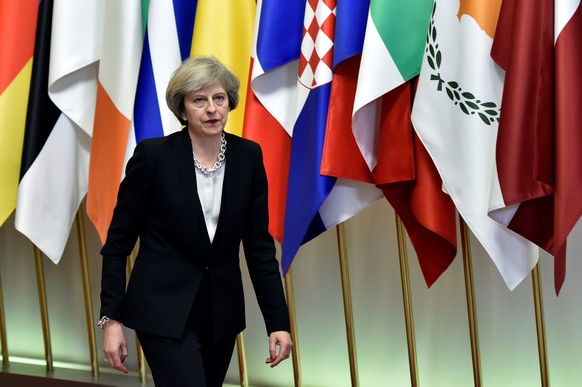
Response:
[87,0,142,244]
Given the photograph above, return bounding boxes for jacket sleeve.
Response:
[99,141,156,321]
[242,143,291,335]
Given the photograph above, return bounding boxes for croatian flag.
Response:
[245,0,379,272]
[281,0,337,271]
[281,0,381,271]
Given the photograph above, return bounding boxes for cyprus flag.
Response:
[411,0,538,290]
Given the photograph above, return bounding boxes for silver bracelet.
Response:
[97,316,111,329]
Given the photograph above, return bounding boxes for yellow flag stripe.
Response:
[0,59,33,225]
[190,0,256,136]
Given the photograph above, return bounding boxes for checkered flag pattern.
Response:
[298,0,337,88]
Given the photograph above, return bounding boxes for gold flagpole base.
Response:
[395,215,418,387]
[284,269,301,387]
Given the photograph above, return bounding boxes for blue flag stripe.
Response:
[134,30,164,142]
[333,0,369,67]
[282,84,335,271]
[173,0,197,60]
[256,0,305,72]
[134,0,197,142]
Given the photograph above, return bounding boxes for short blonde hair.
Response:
[166,56,240,125]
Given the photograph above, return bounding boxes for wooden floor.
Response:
[0,362,155,387]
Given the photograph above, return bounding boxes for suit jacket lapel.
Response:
[213,133,237,247]
[177,128,214,252]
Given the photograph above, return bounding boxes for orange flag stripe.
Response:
[87,82,132,243]
[457,0,502,39]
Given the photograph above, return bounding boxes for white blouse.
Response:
[195,162,225,242]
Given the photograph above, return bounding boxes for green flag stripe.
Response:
[370,0,433,80]
[141,0,149,36]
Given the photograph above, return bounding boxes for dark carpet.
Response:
[0,372,113,387]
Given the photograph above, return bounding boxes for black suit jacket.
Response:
[100,129,290,342]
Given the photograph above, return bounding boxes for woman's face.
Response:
[183,81,229,140]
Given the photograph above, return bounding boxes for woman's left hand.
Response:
[265,331,292,368]
[102,319,129,374]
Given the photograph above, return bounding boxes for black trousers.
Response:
[137,275,236,387]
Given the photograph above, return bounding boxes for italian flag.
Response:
[349,0,458,287]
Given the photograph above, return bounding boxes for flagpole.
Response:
[459,217,482,387]
[394,215,418,387]
[236,333,249,386]
[531,263,549,387]
[127,252,147,383]
[284,268,301,387]
[75,209,99,377]
[33,246,53,371]
[336,223,359,387]
[0,268,8,365]
[134,334,147,382]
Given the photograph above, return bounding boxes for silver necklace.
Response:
[193,132,227,175]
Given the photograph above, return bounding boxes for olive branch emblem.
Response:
[425,2,500,126]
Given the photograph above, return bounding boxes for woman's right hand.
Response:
[102,319,129,374]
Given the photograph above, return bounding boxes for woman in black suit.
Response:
[99,56,292,386]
